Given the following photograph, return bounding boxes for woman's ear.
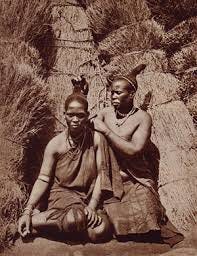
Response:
[129,91,135,99]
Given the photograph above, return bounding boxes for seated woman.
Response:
[17,92,112,243]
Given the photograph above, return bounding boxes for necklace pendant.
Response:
[115,107,136,127]
[115,122,121,127]
[66,128,87,160]
[116,109,127,118]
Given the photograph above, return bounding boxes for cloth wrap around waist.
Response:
[47,128,123,221]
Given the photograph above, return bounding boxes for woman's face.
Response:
[65,100,89,133]
[111,79,134,110]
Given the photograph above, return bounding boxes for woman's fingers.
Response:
[91,214,103,228]
[84,207,87,215]
[87,211,96,227]
[84,207,102,228]
[21,229,29,237]
[90,214,99,228]
[84,207,92,224]
[86,208,92,222]
[18,216,31,237]
[97,215,102,226]
[18,222,24,236]
[25,218,30,234]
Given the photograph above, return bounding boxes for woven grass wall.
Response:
[47,2,109,132]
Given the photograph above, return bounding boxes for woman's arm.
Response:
[89,131,103,209]
[84,132,102,227]
[25,140,56,209]
[18,139,56,236]
[88,174,101,210]
[94,112,152,156]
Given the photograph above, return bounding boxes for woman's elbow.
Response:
[126,145,143,156]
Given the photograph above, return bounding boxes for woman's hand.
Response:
[93,119,110,135]
[18,214,32,237]
[84,206,102,228]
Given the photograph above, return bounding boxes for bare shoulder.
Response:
[45,131,65,155]
[137,109,152,125]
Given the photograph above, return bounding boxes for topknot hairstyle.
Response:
[71,75,89,97]
[64,75,90,112]
[108,64,146,92]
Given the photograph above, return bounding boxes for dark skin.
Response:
[18,100,105,239]
[94,79,152,177]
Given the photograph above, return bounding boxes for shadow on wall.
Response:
[24,25,58,187]
[33,26,58,79]
[140,91,160,186]
[23,117,55,187]
[145,140,160,186]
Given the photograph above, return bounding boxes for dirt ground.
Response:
[2,236,197,256]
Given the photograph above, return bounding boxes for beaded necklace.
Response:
[66,128,86,160]
[115,106,137,127]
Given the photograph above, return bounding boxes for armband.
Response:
[24,204,33,211]
[22,211,32,216]
[38,174,50,183]
[22,204,33,216]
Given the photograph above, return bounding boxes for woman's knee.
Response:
[62,208,86,233]
[88,214,112,243]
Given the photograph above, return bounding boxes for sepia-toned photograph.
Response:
[0,0,196,255]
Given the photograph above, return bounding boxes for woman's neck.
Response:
[117,102,134,115]
[69,127,85,139]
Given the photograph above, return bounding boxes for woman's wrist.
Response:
[22,204,34,216]
[104,128,111,136]
[89,197,99,210]
[24,204,33,209]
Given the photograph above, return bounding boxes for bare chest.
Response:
[104,111,139,139]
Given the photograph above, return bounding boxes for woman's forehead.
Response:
[112,79,129,90]
[66,100,87,112]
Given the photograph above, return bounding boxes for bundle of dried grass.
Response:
[0,0,55,251]
[86,0,150,41]
[0,40,41,72]
[161,17,197,55]
[0,54,55,183]
[186,94,197,128]
[0,0,55,76]
[0,176,26,251]
[0,63,54,250]
[147,0,197,29]
[98,19,164,57]
[169,43,197,117]
[0,43,54,249]
[178,70,197,123]
[103,50,168,78]
[0,0,52,42]
[169,43,197,74]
